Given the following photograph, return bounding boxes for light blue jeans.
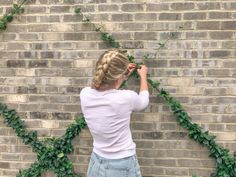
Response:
[87,152,142,177]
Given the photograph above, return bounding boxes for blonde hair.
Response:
[92,49,129,89]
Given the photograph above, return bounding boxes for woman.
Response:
[80,49,149,177]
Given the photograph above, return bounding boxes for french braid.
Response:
[92,49,129,89]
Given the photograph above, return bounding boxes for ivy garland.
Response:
[0,0,28,31]
[0,1,236,177]
[0,103,87,177]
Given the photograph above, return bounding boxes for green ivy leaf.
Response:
[74,7,81,14]
[58,152,64,158]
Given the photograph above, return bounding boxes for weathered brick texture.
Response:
[0,0,236,177]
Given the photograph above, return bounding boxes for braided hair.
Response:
[91,49,129,89]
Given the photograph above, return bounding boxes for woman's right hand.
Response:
[137,65,148,78]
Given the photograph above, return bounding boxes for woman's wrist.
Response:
[140,75,147,80]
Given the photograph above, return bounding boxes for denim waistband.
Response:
[91,151,134,164]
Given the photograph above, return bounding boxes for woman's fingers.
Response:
[128,63,136,71]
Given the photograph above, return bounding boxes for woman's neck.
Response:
[96,84,116,91]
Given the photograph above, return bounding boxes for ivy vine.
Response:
[0,0,30,31]
[0,103,86,177]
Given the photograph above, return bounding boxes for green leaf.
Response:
[74,7,81,14]
[0,21,7,30]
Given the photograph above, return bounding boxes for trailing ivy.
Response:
[0,0,29,31]
[75,7,236,177]
[0,103,86,177]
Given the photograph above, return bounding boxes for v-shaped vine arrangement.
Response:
[0,1,236,177]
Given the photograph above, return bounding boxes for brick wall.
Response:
[0,0,236,176]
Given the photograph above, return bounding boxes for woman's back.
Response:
[80,87,149,159]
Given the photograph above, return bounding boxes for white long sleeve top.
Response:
[80,87,149,159]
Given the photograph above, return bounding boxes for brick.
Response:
[30,112,49,119]
[134,32,157,40]
[75,41,97,50]
[19,51,38,59]
[0,162,10,168]
[184,12,206,20]
[223,61,236,68]
[28,24,52,32]
[145,60,168,68]
[159,13,181,21]
[50,95,71,103]
[40,104,61,111]
[197,2,221,10]
[19,33,39,41]
[63,33,85,40]
[66,87,83,94]
[215,97,236,104]
[74,60,94,68]
[42,33,64,41]
[165,168,188,175]
[209,12,232,19]
[192,97,214,104]
[98,4,118,11]
[121,41,144,49]
[6,43,29,50]
[121,3,144,12]
[111,32,132,40]
[222,41,236,49]
[134,13,157,21]
[119,23,146,31]
[209,32,233,40]
[221,21,236,30]
[7,60,26,68]
[197,21,220,30]
[49,5,71,13]
[49,77,71,86]
[30,43,49,50]
[61,69,92,77]
[16,86,37,94]
[189,168,216,177]
[222,2,236,10]
[26,6,47,13]
[28,60,48,68]
[111,14,133,21]
[146,3,169,11]
[225,125,236,131]
[195,60,218,67]
[0,0,13,5]
[0,68,15,77]
[209,50,230,58]
[28,95,49,102]
[36,68,61,76]
[168,77,192,86]
[170,60,192,67]
[39,15,60,23]
[19,104,40,111]
[50,60,73,68]
[171,3,195,10]
[207,69,230,77]
[6,95,27,103]
[89,14,109,21]
[52,112,73,120]
[165,132,188,140]
[62,104,80,112]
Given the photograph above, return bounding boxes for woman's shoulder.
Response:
[80,87,91,95]
[117,89,138,97]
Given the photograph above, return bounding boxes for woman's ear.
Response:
[115,77,123,89]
